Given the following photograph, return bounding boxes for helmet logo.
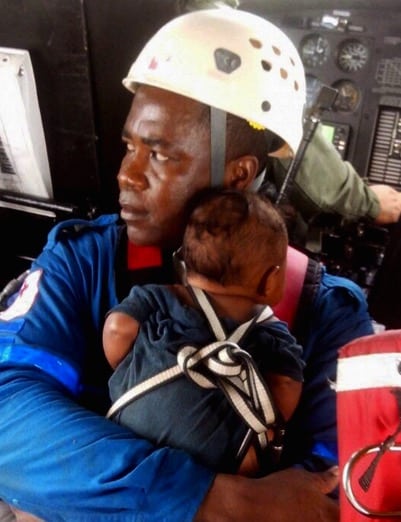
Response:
[214,48,241,74]
[149,57,158,70]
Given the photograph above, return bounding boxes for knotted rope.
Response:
[107,287,278,452]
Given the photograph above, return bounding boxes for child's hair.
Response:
[182,188,288,288]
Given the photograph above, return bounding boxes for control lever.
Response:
[275,85,338,205]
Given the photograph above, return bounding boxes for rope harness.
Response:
[107,285,284,467]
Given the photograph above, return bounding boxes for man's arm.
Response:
[368,184,401,224]
[0,367,214,521]
[196,468,339,522]
[0,220,214,521]
[275,124,401,224]
[0,367,338,522]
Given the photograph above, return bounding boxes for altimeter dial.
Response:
[300,34,330,68]
[337,40,369,73]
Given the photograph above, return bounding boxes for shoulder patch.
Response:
[0,270,42,321]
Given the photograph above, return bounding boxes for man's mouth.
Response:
[119,203,148,222]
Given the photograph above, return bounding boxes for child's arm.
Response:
[103,311,140,369]
[266,373,303,421]
[237,374,302,477]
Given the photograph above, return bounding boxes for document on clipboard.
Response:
[0,47,53,199]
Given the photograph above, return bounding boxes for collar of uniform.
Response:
[127,241,162,270]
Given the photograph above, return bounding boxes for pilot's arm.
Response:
[273,123,401,224]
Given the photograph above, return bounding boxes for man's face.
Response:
[117,85,211,249]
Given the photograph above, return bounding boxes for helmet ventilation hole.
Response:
[272,45,281,55]
[261,60,272,71]
[249,38,262,49]
[261,100,271,112]
[280,68,288,79]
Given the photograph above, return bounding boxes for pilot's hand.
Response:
[370,184,401,224]
[196,466,339,522]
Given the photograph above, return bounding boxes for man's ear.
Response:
[224,155,259,190]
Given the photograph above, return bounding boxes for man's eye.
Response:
[126,143,135,153]
[152,151,169,162]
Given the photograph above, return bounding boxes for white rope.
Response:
[106,287,278,449]
[106,365,183,418]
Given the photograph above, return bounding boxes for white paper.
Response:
[0,47,53,198]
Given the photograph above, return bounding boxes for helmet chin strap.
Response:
[209,107,269,191]
[210,106,227,187]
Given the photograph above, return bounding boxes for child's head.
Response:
[182,188,288,305]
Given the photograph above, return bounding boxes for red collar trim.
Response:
[127,242,162,270]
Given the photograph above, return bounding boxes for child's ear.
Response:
[256,265,281,297]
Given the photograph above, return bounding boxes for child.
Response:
[103,188,304,476]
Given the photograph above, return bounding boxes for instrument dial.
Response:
[300,34,330,68]
[332,79,361,112]
[337,40,369,73]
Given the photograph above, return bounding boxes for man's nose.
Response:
[117,153,149,190]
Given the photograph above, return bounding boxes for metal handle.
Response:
[342,443,401,518]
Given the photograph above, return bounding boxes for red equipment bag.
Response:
[337,330,401,521]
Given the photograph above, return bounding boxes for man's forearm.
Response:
[0,368,213,520]
[195,468,339,522]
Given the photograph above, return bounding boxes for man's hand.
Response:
[370,184,401,224]
[195,467,339,522]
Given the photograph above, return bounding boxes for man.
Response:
[272,124,401,227]
[0,8,372,521]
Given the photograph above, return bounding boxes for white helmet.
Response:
[123,8,306,158]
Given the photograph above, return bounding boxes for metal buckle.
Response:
[342,443,401,518]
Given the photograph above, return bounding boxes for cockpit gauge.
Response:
[332,79,361,112]
[300,34,330,68]
[337,39,369,73]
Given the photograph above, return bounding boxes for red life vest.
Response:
[337,330,401,521]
